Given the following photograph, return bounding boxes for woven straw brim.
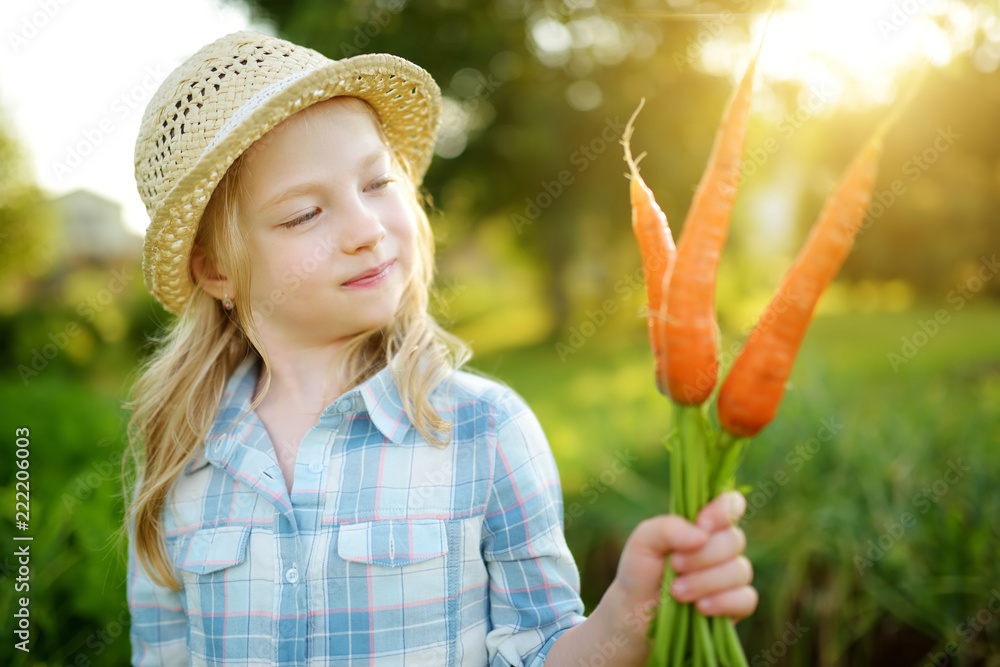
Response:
[138,50,440,316]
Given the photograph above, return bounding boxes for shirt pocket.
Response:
[170,525,275,662]
[337,518,449,567]
[335,518,454,661]
[173,524,251,574]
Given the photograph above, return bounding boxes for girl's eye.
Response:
[278,177,393,228]
[281,209,317,228]
[368,176,396,191]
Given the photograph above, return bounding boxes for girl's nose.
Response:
[342,202,387,253]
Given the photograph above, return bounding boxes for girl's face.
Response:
[236,98,416,349]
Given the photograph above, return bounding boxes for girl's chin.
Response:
[253,307,400,334]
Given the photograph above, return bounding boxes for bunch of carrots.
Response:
[622,34,917,667]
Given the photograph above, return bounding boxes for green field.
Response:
[474,305,1000,665]
[1,305,998,665]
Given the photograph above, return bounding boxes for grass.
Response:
[1,303,997,665]
[473,303,1000,665]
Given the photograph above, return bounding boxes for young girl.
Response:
[123,29,756,666]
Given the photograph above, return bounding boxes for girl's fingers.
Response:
[628,515,709,558]
[695,490,746,532]
[669,525,746,573]
[695,585,759,622]
[670,556,754,604]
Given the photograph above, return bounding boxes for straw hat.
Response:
[134,30,442,315]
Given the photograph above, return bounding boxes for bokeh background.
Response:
[1,0,999,664]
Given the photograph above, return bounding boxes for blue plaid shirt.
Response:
[127,352,587,665]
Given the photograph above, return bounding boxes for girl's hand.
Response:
[608,490,757,633]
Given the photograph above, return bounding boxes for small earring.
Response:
[222,288,234,311]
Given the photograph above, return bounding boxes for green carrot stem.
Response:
[650,566,677,651]
[647,406,685,663]
[725,619,749,667]
[678,405,707,521]
[690,405,708,514]
[711,616,731,665]
[692,406,715,665]
[680,406,699,521]
[692,615,704,667]
[695,612,718,666]
[671,602,690,665]
[645,614,667,667]
[711,436,747,497]
[669,412,684,517]
[644,643,665,667]
[659,405,751,665]
[715,428,736,457]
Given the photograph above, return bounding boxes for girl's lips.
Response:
[342,259,395,288]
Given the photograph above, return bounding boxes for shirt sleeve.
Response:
[126,508,189,666]
[482,390,587,667]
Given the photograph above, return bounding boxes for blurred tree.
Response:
[235,0,999,344]
[236,0,768,338]
[838,59,1000,299]
[0,95,58,313]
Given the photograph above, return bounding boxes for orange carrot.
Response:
[622,99,677,396]
[717,119,893,438]
[663,43,761,405]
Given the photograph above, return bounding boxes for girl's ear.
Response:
[190,245,232,302]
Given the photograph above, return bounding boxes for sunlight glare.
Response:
[697,0,960,113]
[755,0,947,107]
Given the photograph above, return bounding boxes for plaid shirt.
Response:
[127,352,587,666]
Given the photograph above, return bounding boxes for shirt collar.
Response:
[183,350,430,475]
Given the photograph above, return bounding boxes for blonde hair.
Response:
[119,96,480,591]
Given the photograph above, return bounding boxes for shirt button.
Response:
[285,567,299,584]
[337,400,352,413]
[309,462,324,473]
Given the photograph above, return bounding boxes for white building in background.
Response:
[52,189,142,264]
